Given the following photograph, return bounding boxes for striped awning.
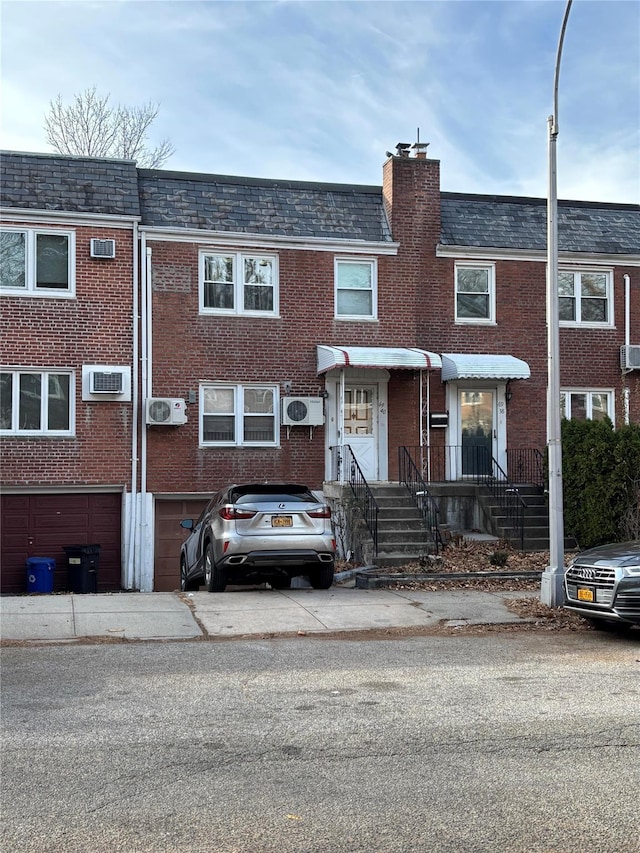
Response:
[440,353,531,381]
[317,346,442,374]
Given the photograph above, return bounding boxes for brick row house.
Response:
[2,146,639,592]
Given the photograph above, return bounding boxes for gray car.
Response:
[563,540,640,630]
[179,483,336,592]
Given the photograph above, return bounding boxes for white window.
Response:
[0,370,74,435]
[0,228,75,296]
[558,269,612,326]
[335,258,377,320]
[455,263,495,323]
[200,251,277,315]
[201,384,278,446]
[560,389,613,422]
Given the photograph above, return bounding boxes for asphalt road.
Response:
[1,632,639,853]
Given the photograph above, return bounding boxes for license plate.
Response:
[271,515,293,528]
[577,587,594,602]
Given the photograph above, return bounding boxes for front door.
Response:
[343,385,378,480]
[459,389,495,477]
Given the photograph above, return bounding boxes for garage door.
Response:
[1,493,122,594]
[154,498,208,592]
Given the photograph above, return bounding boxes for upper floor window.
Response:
[0,370,73,435]
[200,252,277,316]
[201,384,278,446]
[335,258,377,320]
[560,389,612,422]
[455,263,495,323]
[0,228,75,296]
[559,269,612,326]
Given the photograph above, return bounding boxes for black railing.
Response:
[405,445,544,488]
[483,454,527,550]
[404,445,527,549]
[506,448,545,490]
[398,447,443,552]
[330,444,379,554]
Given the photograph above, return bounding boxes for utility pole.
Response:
[541,0,573,607]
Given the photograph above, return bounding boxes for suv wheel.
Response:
[205,542,227,593]
[308,564,334,590]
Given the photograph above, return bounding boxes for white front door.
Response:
[343,385,378,480]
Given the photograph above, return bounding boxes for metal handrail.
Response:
[398,447,442,552]
[506,447,545,490]
[330,444,379,554]
[405,445,544,489]
[483,452,528,550]
[403,444,528,549]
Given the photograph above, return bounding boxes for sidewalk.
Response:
[0,586,538,643]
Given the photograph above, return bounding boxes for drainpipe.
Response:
[125,221,139,590]
[623,273,631,425]
[138,243,153,591]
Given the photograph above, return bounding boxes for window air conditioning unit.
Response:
[90,238,116,259]
[281,397,324,427]
[146,398,188,426]
[90,369,125,394]
[620,345,640,370]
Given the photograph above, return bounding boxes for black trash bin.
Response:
[63,544,101,594]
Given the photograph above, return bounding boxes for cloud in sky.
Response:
[1,0,638,203]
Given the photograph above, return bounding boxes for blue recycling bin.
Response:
[26,557,56,594]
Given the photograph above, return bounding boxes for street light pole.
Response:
[541,0,573,608]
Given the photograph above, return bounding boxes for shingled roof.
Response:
[441,193,640,255]
[137,169,392,242]
[3,152,637,255]
[0,151,140,217]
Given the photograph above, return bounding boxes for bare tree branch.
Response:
[44,87,174,167]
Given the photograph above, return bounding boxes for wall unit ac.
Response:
[90,238,116,259]
[281,397,324,426]
[90,369,125,394]
[146,398,188,426]
[620,345,640,370]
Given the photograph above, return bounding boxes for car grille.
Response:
[565,565,616,606]
[615,591,640,614]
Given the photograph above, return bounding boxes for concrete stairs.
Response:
[369,484,441,568]
[477,484,577,551]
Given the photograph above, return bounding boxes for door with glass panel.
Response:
[459,390,495,478]
[343,385,377,480]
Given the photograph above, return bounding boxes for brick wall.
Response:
[1,222,135,486]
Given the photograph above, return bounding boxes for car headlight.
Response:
[622,565,640,577]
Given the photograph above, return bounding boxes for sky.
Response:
[1,0,639,203]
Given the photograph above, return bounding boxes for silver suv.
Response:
[180,483,336,592]
[563,540,640,630]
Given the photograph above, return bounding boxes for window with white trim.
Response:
[335,258,377,319]
[0,228,75,295]
[455,263,495,323]
[558,269,612,326]
[200,251,277,315]
[0,370,74,434]
[560,389,613,422]
[201,384,278,446]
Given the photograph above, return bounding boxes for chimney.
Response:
[382,137,441,246]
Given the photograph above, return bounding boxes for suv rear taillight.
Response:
[307,506,331,519]
[219,506,257,520]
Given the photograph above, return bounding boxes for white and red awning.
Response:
[317,346,442,374]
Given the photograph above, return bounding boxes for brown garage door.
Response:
[154,498,208,592]
[1,493,122,594]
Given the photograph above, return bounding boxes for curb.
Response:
[355,570,543,590]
